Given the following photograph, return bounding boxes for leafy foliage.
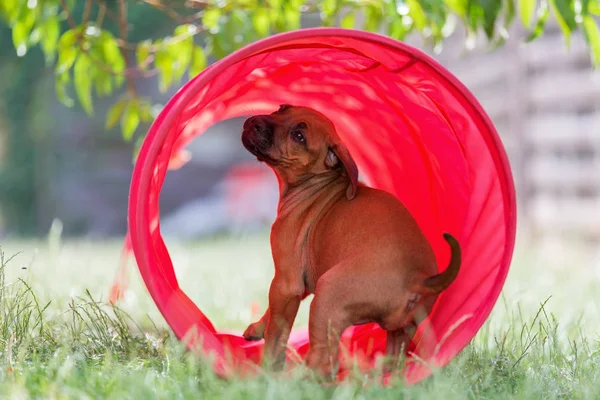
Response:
[1,0,599,142]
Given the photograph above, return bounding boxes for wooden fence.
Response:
[419,20,600,242]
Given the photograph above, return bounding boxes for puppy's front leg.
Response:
[262,274,303,370]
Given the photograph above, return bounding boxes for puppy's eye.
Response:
[292,130,305,143]
[291,122,307,144]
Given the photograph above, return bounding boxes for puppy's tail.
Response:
[416,233,461,296]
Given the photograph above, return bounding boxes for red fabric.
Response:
[127,28,517,384]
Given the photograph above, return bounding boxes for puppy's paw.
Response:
[243,321,265,341]
[305,353,339,383]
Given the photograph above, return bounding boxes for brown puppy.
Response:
[241,105,461,377]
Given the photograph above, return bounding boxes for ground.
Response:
[1,230,599,398]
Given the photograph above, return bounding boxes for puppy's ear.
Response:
[326,144,358,200]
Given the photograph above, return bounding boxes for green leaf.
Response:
[589,0,600,14]
[526,0,549,41]
[225,10,249,48]
[518,0,537,27]
[363,4,384,31]
[121,103,140,141]
[135,40,152,70]
[175,23,200,50]
[406,0,427,30]
[56,30,79,74]
[504,0,517,29]
[282,4,301,31]
[138,99,154,123]
[40,16,60,63]
[202,7,222,30]
[58,29,78,51]
[94,70,113,96]
[12,21,29,52]
[56,46,77,75]
[55,71,74,108]
[0,0,19,21]
[583,15,600,66]
[170,42,192,82]
[213,30,233,58]
[465,2,480,33]
[419,0,448,42]
[94,32,125,89]
[386,0,398,16]
[171,25,195,81]
[11,8,36,55]
[319,0,338,25]
[28,27,41,46]
[154,45,173,93]
[190,45,207,78]
[101,34,125,73]
[481,0,503,39]
[252,8,271,37]
[73,55,94,116]
[174,24,192,37]
[550,0,577,45]
[205,34,222,59]
[388,0,412,38]
[582,0,590,14]
[388,18,408,39]
[341,9,356,28]
[321,0,338,16]
[106,100,127,130]
[443,0,468,16]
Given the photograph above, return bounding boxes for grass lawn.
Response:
[1,231,600,399]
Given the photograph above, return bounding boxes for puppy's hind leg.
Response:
[305,279,350,379]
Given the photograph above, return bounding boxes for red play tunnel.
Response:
[126,28,517,384]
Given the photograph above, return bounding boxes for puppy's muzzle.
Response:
[242,115,276,163]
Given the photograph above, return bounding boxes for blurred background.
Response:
[0,1,599,331]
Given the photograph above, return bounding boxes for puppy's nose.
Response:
[244,116,273,136]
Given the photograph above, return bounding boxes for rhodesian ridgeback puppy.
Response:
[241,104,461,377]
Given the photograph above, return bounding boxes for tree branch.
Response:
[139,0,204,24]
[184,0,211,7]
[102,3,121,23]
[96,0,106,27]
[118,0,137,98]
[82,0,93,26]
[58,0,77,28]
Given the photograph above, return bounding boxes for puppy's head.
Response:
[241,105,358,199]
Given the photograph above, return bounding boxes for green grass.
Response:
[1,232,600,399]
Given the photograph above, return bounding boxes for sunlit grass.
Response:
[1,230,599,398]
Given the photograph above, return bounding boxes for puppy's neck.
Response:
[277,170,346,217]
